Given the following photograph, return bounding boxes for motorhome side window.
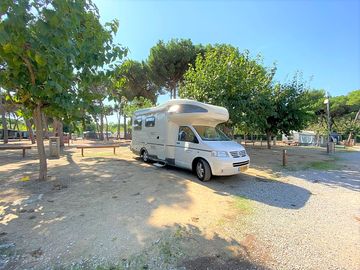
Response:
[178,126,198,143]
[133,117,142,130]
[145,116,155,127]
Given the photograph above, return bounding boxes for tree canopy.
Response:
[0,0,126,179]
[123,96,154,119]
[148,38,200,99]
[179,45,315,148]
[114,59,158,102]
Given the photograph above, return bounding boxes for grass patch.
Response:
[232,195,253,214]
[305,159,342,170]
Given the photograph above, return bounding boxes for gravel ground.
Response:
[230,150,360,270]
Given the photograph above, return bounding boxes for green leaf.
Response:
[35,53,46,66]
[3,43,12,53]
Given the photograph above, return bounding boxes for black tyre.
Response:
[195,159,212,181]
[141,149,149,162]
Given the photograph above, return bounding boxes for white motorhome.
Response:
[130,99,250,181]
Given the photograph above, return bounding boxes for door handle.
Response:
[176,142,180,145]
[185,149,192,152]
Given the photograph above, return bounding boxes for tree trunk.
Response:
[33,104,47,180]
[25,118,35,144]
[123,115,127,139]
[266,132,272,149]
[58,121,64,147]
[8,112,12,129]
[129,117,133,139]
[105,115,109,141]
[347,109,360,145]
[13,113,19,131]
[273,136,277,146]
[99,112,104,141]
[53,118,64,147]
[0,99,8,144]
[42,112,49,139]
[117,110,121,139]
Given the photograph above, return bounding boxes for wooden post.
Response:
[260,138,263,147]
[81,148,84,157]
[22,148,25,158]
[113,147,116,155]
[282,149,287,166]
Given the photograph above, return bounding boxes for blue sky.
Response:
[93,0,360,108]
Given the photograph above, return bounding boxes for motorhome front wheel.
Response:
[196,159,212,182]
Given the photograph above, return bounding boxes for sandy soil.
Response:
[0,141,359,269]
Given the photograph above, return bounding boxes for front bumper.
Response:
[210,156,250,176]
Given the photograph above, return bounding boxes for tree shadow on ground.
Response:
[285,169,360,192]
[109,224,272,270]
[0,148,38,167]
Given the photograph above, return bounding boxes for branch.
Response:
[20,55,36,86]
[354,109,360,123]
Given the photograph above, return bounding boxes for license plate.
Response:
[239,165,248,172]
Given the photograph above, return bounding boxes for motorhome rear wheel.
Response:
[141,148,149,162]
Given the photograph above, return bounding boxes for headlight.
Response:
[211,151,229,157]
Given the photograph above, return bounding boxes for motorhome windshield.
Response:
[193,126,231,141]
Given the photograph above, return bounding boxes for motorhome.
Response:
[130,99,250,181]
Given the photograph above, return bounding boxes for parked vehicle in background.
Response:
[0,129,29,140]
[130,99,250,181]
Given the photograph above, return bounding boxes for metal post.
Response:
[326,93,331,153]
[282,149,287,166]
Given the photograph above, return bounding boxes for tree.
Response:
[302,89,327,145]
[180,44,275,137]
[0,0,126,180]
[260,77,311,149]
[330,90,360,144]
[123,96,154,119]
[148,39,199,99]
[0,91,8,143]
[118,97,154,139]
[180,44,313,149]
[114,60,159,102]
[112,60,159,138]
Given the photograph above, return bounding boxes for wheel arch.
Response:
[192,157,212,174]
[140,147,147,155]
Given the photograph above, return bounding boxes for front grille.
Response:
[230,150,246,158]
[233,160,250,167]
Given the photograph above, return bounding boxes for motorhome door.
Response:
[145,115,165,160]
[175,126,198,169]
